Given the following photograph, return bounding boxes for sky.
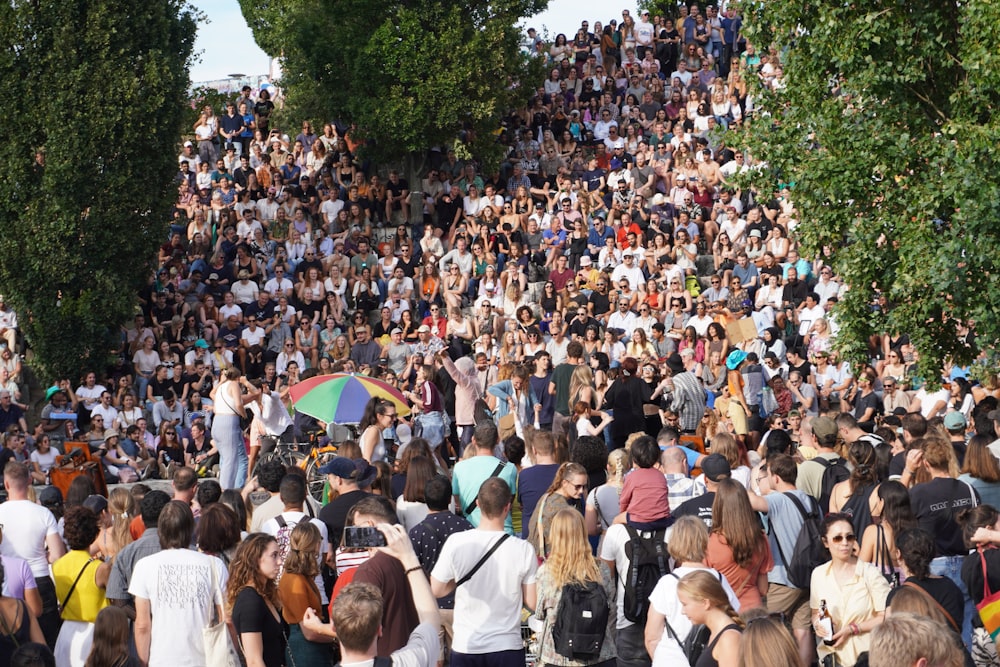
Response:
[188,0,629,83]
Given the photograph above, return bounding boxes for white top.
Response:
[431,529,538,654]
[130,550,228,667]
[648,565,740,667]
[0,500,59,577]
[599,523,669,629]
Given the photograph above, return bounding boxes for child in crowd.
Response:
[618,434,672,529]
[573,400,614,438]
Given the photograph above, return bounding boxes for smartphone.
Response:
[343,526,387,548]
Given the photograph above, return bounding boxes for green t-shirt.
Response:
[551,361,579,416]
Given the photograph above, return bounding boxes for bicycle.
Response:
[253,425,357,502]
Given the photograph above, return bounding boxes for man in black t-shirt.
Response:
[672,453,731,529]
[385,170,410,225]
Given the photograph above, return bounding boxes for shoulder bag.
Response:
[60,557,98,611]
[203,560,241,667]
[455,533,511,587]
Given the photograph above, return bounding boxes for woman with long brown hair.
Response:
[279,522,333,666]
[229,533,285,667]
[395,456,437,531]
[705,479,773,610]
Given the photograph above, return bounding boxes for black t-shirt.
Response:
[244,300,276,322]
[909,477,980,556]
[673,491,716,529]
[232,587,285,667]
[148,377,171,399]
[589,290,611,317]
[318,489,371,548]
[385,178,410,210]
[886,576,965,632]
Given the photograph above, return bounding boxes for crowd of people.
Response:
[0,2,991,667]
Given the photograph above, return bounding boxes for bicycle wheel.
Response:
[253,448,307,478]
[305,448,339,502]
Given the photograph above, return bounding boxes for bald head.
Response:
[660,446,687,474]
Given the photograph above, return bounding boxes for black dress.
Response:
[232,587,286,667]
[603,376,652,450]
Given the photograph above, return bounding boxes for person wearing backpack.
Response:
[797,416,850,509]
[533,509,617,666]
[746,454,818,667]
[600,499,671,667]
[645,516,740,667]
[260,474,329,604]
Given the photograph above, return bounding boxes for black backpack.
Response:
[552,581,610,659]
[816,456,850,512]
[772,492,824,590]
[664,573,714,665]
[622,526,669,623]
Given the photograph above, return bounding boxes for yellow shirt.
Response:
[809,559,890,666]
[53,550,108,623]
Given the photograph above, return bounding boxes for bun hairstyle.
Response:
[621,357,638,378]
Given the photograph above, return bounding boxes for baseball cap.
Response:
[417,324,431,333]
[811,416,838,443]
[944,412,967,431]
[317,457,377,486]
[195,339,209,349]
[701,454,732,482]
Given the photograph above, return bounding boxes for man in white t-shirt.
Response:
[0,462,65,645]
[131,501,228,667]
[431,477,537,666]
[320,190,345,227]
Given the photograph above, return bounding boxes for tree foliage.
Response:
[239,0,548,169]
[738,0,1000,377]
[0,0,197,381]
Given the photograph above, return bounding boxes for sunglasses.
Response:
[828,533,856,544]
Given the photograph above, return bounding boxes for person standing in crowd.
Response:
[0,462,65,647]
[431,477,537,667]
[301,522,441,667]
[532,509,617,666]
[452,423,518,532]
[52,506,110,667]
[130,501,228,666]
[228,533,287,667]
[210,367,259,489]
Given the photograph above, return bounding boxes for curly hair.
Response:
[63,506,101,552]
[226,533,280,612]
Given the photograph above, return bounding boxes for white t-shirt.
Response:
[0,500,59,577]
[431,529,538,654]
[130,550,227,667]
[648,565,740,667]
[599,523,670,629]
[30,449,59,474]
[220,303,243,321]
[241,326,267,347]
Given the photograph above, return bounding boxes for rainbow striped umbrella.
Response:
[288,373,410,424]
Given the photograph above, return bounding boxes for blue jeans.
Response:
[213,414,247,489]
[931,554,973,648]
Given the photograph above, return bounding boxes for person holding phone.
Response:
[301,521,440,667]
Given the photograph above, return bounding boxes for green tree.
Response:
[0,0,197,381]
[239,0,548,169]
[738,0,1000,378]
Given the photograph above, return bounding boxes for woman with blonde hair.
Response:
[532,509,617,666]
[278,522,333,666]
[568,364,597,413]
[94,488,135,560]
[737,614,800,667]
[528,462,588,558]
[705,479,773,610]
[586,449,631,537]
[676,570,744,667]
